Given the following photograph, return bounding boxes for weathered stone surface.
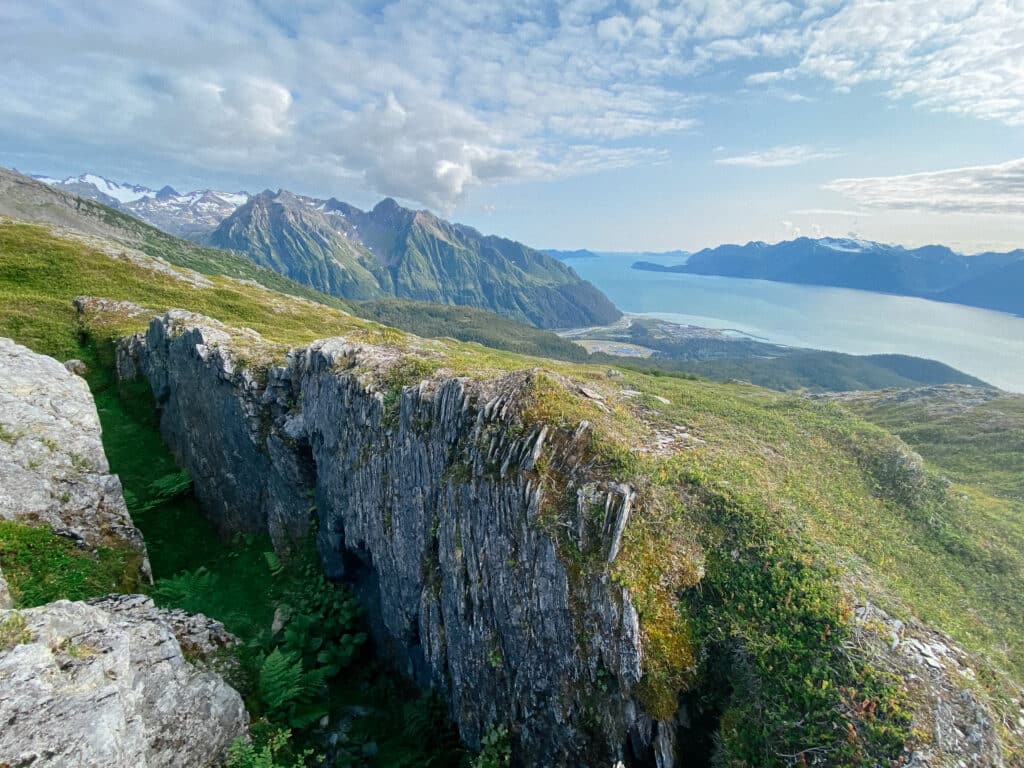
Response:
[131,312,654,767]
[127,312,1014,768]
[64,358,88,377]
[0,337,151,581]
[854,602,1007,768]
[0,596,248,767]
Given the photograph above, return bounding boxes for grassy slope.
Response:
[837,388,1024,661]
[351,298,589,361]
[2,220,1022,761]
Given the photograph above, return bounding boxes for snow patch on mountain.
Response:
[33,172,250,239]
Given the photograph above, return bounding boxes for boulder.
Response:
[0,596,248,767]
[0,337,150,580]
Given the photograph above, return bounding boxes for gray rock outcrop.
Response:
[0,595,248,767]
[123,311,1017,767]
[126,311,660,767]
[0,337,150,580]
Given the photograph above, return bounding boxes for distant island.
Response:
[633,236,1024,316]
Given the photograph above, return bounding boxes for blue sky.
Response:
[1,0,1022,252]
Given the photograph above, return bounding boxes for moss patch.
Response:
[0,521,143,606]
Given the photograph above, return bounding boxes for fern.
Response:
[258,648,327,728]
[226,728,312,768]
[128,469,193,513]
[151,566,216,613]
[264,551,285,577]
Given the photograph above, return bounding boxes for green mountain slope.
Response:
[205,190,390,300]
[2,218,1022,762]
[206,191,621,329]
[0,168,350,310]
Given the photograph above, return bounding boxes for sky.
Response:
[1,0,1022,253]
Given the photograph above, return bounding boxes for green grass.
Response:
[2,218,1023,761]
[0,521,143,606]
[352,298,589,361]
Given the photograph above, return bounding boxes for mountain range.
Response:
[634,237,1024,315]
[29,172,619,329]
[31,173,248,240]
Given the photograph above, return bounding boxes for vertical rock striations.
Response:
[127,311,671,766]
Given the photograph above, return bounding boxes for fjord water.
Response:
[569,253,1024,392]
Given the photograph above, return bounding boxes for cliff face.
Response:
[126,311,668,766]
[121,310,1020,767]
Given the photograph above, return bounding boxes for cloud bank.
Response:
[2,0,1022,213]
[825,158,1024,215]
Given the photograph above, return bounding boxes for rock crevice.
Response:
[127,311,663,766]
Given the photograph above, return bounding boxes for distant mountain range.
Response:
[29,171,619,329]
[634,237,1024,315]
[545,248,689,262]
[31,173,249,239]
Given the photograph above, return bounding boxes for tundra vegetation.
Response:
[1,219,1022,764]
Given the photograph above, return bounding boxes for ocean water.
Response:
[567,254,1024,392]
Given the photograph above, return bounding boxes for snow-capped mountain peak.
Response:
[32,172,250,240]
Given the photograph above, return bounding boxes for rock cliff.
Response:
[125,310,664,766]
[122,310,1020,767]
[0,337,151,580]
[0,595,248,767]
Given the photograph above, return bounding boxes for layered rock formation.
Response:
[124,311,662,766]
[0,337,151,580]
[121,311,1019,767]
[0,595,247,767]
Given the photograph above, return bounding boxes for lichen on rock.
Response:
[0,596,248,767]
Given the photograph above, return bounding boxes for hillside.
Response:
[940,258,1024,315]
[1,216,1022,764]
[634,237,1024,315]
[0,168,348,310]
[207,190,621,328]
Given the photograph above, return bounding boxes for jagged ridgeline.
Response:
[2,200,1023,766]
[204,190,621,329]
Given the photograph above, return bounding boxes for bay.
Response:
[569,253,1024,392]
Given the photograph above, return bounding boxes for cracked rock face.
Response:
[0,337,150,580]
[0,596,248,768]
[128,312,660,767]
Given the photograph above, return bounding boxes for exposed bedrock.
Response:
[126,310,673,767]
[0,336,151,581]
[0,595,247,767]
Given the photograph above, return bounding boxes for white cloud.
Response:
[792,0,1024,126]
[5,0,1022,214]
[0,0,715,208]
[716,144,841,168]
[824,158,1024,215]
